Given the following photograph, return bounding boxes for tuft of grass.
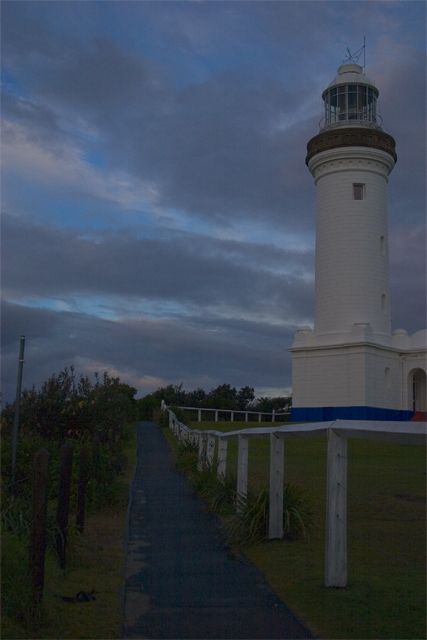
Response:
[171,439,199,475]
[223,482,315,547]
[190,467,237,516]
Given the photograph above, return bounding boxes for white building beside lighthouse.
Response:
[290,62,426,421]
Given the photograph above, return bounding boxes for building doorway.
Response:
[409,368,426,412]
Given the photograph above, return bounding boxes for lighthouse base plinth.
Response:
[289,328,426,422]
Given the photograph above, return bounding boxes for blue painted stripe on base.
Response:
[290,406,415,422]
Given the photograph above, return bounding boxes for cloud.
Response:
[2,213,314,323]
[1,300,294,404]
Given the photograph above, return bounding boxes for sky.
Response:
[1,0,426,405]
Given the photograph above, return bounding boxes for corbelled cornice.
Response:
[306,127,397,165]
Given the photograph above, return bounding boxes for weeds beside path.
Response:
[2,424,137,639]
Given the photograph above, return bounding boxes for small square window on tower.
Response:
[353,183,364,200]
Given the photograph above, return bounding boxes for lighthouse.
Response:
[290,62,426,421]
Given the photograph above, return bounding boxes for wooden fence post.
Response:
[206,434,215,468]
[217,438,228,478]
[268,433,284,539]
[236,435,249,506]
[197,434,206,471]
[92,435,100,479]
[325,428,347,587]
[56,442,73,569]
[76,445,89,534]
[29,448,49,605]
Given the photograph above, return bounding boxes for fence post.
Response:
[198,409,201,422]
[76,445,89,534]
[206,434,215,468]
[56,442,73,569]
[236,435,249,506]
[325,428,347,587]
[268,433,284,539]
[92,435,100,479]
[29,448,49,605]
[197,433,206,471]
[217,437,228,477]
[215,410,218,422]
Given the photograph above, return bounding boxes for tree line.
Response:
[137,383,292,419]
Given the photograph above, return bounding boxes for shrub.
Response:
[153,407,170,428]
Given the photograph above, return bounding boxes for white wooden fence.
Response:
[174,405,290,422]
[162,402,426,588]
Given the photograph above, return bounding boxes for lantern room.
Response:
[321,63,380,130]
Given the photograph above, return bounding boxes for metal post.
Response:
[11,336,26,485]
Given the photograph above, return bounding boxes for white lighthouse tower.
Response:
[290,61,426,421]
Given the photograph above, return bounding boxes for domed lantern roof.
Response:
[324,63,378,94]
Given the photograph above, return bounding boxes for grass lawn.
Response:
[2,425,138,640]
[184,420,426,639]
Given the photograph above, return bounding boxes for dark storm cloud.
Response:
[2,214,314,322]
[4,20,316,228]
[1,300,294,404]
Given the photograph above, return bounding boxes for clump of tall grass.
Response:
[224,482,316,547]
[172,439,199,475]
[190,467,237,516]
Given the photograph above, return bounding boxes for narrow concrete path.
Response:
[122,422,315,639]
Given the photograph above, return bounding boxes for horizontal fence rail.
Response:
[173,405,290,422]
[162,401,426,588]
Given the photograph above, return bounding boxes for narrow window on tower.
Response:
[381,294,387,312]
[353,183,364,200]
[385,368,391,389]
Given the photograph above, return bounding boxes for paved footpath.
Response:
[121,422,315,639]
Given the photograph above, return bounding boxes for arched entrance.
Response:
[408,368,426,412]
